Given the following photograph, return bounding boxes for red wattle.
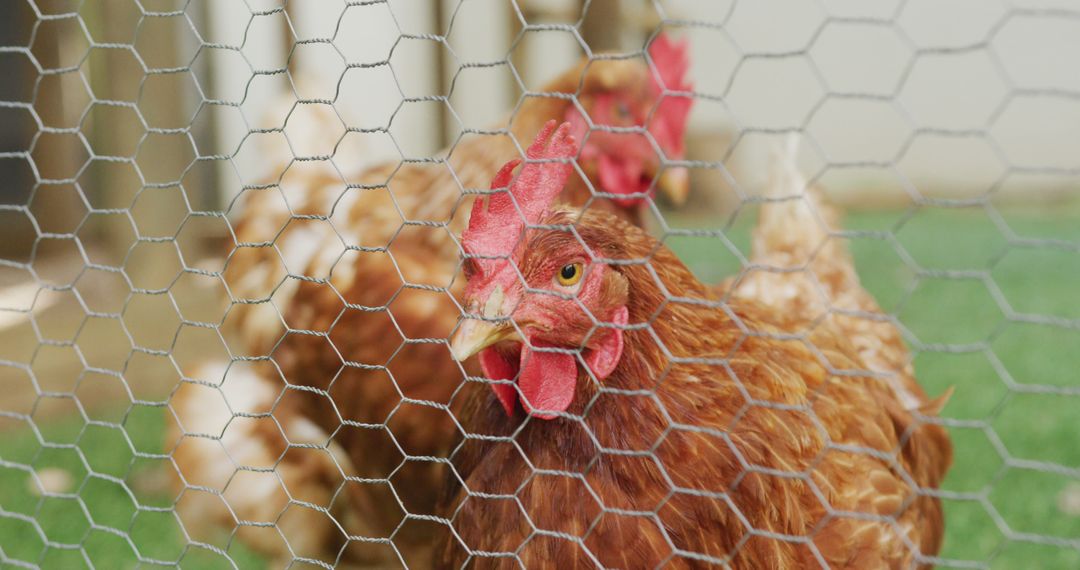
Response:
[599,154,650,208]
[479,348,519,417]
[478,306,629,420]
[584,305,628,380]
[518,342,578,420]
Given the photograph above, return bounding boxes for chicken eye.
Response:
[556,263,584,287]
[615,102,632,120]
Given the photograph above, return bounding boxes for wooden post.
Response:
[184,0,221,214]
[508,1,529,92]
[94,1,143,265]
[433,0,451,150]
[579,0,625,53]
[0,4,37,260]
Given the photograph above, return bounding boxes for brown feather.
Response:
[441,209,952,569]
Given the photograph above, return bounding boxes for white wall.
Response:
[662,0,1080,203]
[202,0,1080,207]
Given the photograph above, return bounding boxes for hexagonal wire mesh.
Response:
[1,0,1079,568]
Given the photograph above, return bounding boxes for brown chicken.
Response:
[170,36,694,566]
[442,123,953,568]
[170,361,363,564]
[724,137,936,411]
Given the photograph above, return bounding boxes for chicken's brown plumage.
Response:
[442,129,952,568]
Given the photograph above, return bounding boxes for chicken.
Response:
[441,122,953,568]
[171,35,694,567]
[169,76,380,567]
[169,362,365,566]
[724,136,934,411]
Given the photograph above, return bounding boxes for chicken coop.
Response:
[1,0,1079,568]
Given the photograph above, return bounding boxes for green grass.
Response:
[1,206,1078,568]
[0,407,264,569]
[668,206,1080,568]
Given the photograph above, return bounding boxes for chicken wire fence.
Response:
[1,0,1079,568]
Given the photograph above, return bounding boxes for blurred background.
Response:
[0,0,1078,568]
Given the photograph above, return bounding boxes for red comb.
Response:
[463,120,578,270]
[648,33,694,157]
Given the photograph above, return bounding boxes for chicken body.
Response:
[444,126,952,568]
[169,363,364,565]
[170,41,693,567]
[724,137,934,411]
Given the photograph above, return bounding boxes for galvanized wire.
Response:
[0,0,1078,568]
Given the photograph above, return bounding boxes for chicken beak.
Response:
[656,166,690,206]
[451,285,520,362]
[450,319,518,362]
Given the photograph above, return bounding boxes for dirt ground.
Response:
[0,245,227,427]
